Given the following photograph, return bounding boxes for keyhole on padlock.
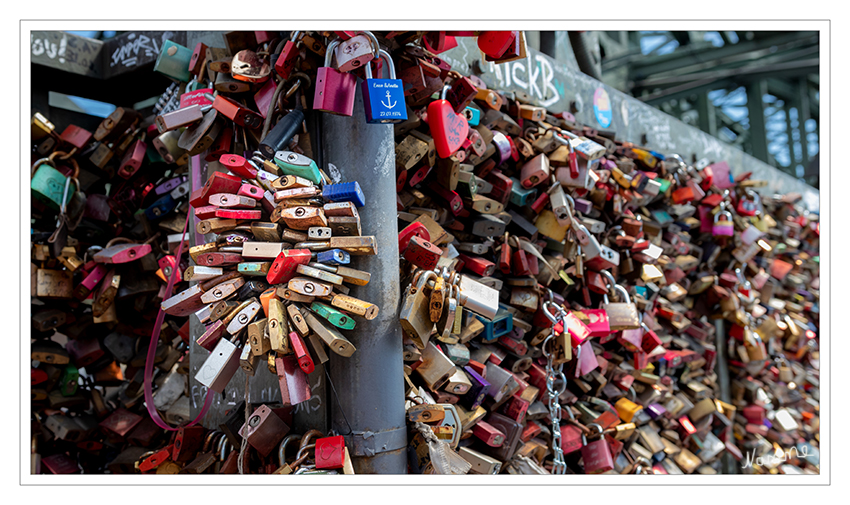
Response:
[252,337,258,345]
[295,208,305,217]
[249,415,260,427]
[339,317,347,324]
[304,283,315,293]
[128,249,136,258]
[213,289,223,298]
[422,411,431,420]
[238,314,248,324]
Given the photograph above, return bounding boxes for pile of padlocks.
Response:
[30,29,818,475]
[31,102,197,473]
[386,32,820,475]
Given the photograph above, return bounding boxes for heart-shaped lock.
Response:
[428,85,469,158]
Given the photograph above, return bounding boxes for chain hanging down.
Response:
[541,291,569,475]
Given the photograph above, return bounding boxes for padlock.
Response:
[362,49,407,124]
[520,153,550,189]
[736,189,761,217]
[599,271,640,331]
[314,39,358,116]
[429,85,470,159]
[334,31,380,72]
[712,210,735,237]
[400,271,438,349]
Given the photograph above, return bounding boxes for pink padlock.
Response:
[712,210,734,236]
[581,423,614,474]
[314,40,358,116]
[582,308,610,338]
[117,139,147,179]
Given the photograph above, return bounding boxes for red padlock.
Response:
[499,237,512,274]
[404,235,442,270]
[446,75,478,113]
[274,31,301,79]
[215,208,262,220]
[428,85,469,158]
[641,326,663,354]
[219,153,258,179]
[477,31,517,59]
[289,332,315,375]
[211,94,262,129]
[512,249,530,276]
[472,420,506,447]
[267,249,312,285]
[457,253,495,277]
[190,171,242,208]
[398,221,431,254]
[315,435,346,469]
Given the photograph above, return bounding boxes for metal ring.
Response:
[554,372,568,396]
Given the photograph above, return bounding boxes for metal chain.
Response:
[541,297,569,475]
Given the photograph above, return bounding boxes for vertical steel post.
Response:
[323,87,407,474]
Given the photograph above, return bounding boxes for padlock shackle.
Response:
[278,434,302,466]
[440,84,451,101]
[716,210,732,222]
[325,39,342,67]
[364,49,397,81]
[355,30,381,60]
[290,30,302,42]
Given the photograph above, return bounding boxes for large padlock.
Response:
[314,39,358,116]
[362,49,407,124]
[428,85,470,159]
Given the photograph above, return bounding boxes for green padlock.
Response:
[154,40,192,82]
[58,364,79,397]
[310,302,356,330]
[274,151,322,185]
[31,157,72,211]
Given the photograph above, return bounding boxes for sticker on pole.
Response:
[593,87,612,128]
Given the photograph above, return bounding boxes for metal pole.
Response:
[714,319,737,474]
[323,88,407,474]
[746,80,769,163]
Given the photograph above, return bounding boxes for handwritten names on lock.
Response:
[445,109,464,148]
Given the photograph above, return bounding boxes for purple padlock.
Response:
[492,131,511,164]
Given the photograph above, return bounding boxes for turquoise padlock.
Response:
[273,151,322,185]
[31,154,78,211]
[154,40,192,82]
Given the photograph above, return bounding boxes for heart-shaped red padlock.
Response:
[428,86,469,158]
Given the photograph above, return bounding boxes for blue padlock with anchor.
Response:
[362,49,407,124]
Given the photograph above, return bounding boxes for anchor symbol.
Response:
[381,90,397,109]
